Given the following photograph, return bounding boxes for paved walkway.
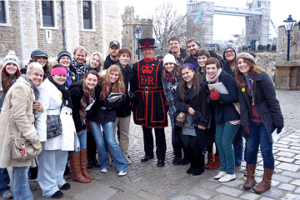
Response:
[26,90,300,199]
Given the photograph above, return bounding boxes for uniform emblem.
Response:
[141,65,154,74]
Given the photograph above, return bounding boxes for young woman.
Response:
[69,71,99,183]
[162,53,189,165]
[57,51,76,88]
[205,58,240,183]
[0,51,22,199]
[88,65,128,176]
[196,50,211,75]
[174,63,212,176]
[36,65,76,198]
[27,49,50,79]
[0,62,43,200]
[88,52,103,72]
[235,52,284,194]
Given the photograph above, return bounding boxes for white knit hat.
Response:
[2,50,20,69]
[163,53,177,66]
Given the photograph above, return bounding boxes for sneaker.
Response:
[214,171,227,180]
[118,171,127,177]
[50,191,64,199]
[126,156,132,165]
[100,168,108,173]
[218,173,236,183]
[1,190,13,199]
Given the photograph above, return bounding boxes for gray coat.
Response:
[238,72,284,142]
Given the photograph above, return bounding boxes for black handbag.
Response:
[46,101,64,139]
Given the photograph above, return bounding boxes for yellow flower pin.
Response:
[242,87,245,92]
[72,76,75,80]
[59,94,62,98]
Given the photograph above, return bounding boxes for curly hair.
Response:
[100,65,125,100]
[235,58,265,88]
[1,67,21,93]
[178,65,204,99]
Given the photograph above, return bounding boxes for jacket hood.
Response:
[68,81,83,91]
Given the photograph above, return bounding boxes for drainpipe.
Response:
[61,0,66,51]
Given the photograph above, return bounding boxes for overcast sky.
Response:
[119,0,300,41]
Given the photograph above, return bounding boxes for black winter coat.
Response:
[174,83,214,149]
[116,62,134,118]
[103,55,118,69]
[69,82,97,133]
[238,72,284,142]
[208,70,240,124]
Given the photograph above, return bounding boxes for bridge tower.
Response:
[186,1,214,45]
[245,0,271,46]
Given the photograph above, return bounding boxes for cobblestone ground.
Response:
[26,90,300,200]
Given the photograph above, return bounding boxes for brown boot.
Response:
[209,154,220,169]
[80,149,93,180]
[70,152,90,183]
[252,168,273,194]
[243,164,256,189]
[205,153,214,169]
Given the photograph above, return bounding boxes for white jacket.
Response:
[36,78,76,151]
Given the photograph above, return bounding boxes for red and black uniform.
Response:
[131,57,168,160]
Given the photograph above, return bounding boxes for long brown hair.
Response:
[1,67,21,93]
[235,58,265,88]
[178,64,204,99]
[161,63,180,80]
[100,65,125,100]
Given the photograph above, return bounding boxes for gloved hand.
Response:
[244,126,250,134]
[32,140,41,150]
[275,126,283,134]
[210,88,220,100]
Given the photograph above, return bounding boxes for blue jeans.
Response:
[233,126,243,166]
[0,168,10,195]
[215,122,239,175]
[12,166,33,200]
[75,129,87,152]
[89,121,127,172]
[245,122,274,170]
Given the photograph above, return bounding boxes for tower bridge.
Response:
[187,0,271,46]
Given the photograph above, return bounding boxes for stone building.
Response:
[0,0,121,67]
[277,22,300,56]
[122,6,153,60]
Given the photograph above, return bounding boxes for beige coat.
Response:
[0,76,39,167]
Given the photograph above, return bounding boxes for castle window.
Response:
[0,1,6,23]
[83,1,92,29]
[42,1,54,27]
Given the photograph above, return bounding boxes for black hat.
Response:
[139,38,157,49]
[57,51,72,62]
[109,40,120,48]
[31,49,48,59]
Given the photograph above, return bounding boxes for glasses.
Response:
[225,50,234,54]
[169,42,179,46]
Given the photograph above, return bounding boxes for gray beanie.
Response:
[163,53,177,66]
[237,52,256,65]
[223,43,238,60]
[186,37,201,47]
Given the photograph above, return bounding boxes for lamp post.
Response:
[134,27,143,60]
[283,15,296,61]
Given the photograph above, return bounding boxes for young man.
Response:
[168,36,188,65]
[104,40,120,69]
[70,46,89,82]
[184,37,201,67]
[131,38,168,167]
[114,48,134,164]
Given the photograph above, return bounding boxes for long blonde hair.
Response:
[100,65,125,100]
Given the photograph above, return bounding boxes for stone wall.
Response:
[277,24,300,55]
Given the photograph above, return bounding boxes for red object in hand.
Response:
[210,88,220,100]
[245,126,250,134]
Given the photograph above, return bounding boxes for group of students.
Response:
[0,38,284,199]
[0,44,133,199]
[162,41,284,194]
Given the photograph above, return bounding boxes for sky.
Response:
[119,0,300,41]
